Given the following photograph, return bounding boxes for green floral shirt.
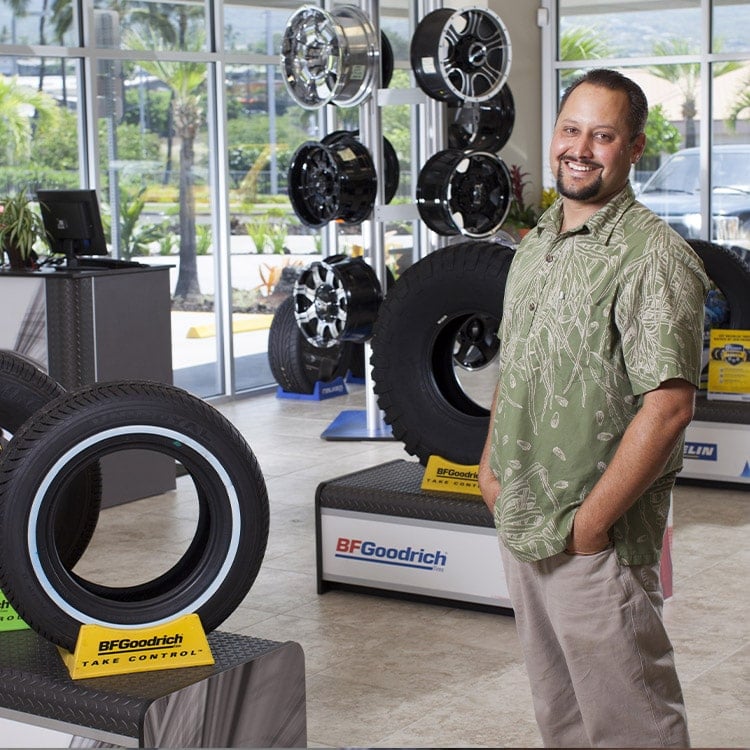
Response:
[490,184,709,565]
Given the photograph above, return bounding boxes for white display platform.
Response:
[316,460,512,614]
[316,460,681,612]
[681,419,750,484]
[320,507,511,610]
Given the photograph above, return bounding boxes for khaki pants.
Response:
[501,544,690,748]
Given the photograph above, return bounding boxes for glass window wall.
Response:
[0,55,81,193]
[548,0,750,258]
[0,1,460,398]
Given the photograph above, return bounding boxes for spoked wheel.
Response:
[294,255,383,347]
[288,138,377,227]
[453,313,501,370]
[268,295,353,394]
[448,84,515,152]
[417,149,512,237]
[281,5,386,109]
[411,6,512,104]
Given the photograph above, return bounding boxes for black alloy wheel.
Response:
[448,84,515,152]
[288,138,377,228]
[294,255,383,347]
[410,7,512,104]
[417,149,512,237]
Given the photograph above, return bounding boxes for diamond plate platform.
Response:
[315,459,512,613]
[0,629,306,747]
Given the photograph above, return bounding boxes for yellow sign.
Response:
[707,328,750,401]
[59,613,214,680]
[422,455,482,496]
[0,590,29,632]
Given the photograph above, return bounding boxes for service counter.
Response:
[0,265,175,504]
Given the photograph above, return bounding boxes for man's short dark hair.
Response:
[558,69,649,142]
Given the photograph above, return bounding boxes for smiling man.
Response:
[478,69,709,747]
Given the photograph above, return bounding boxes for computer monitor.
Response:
[36,189,108,268]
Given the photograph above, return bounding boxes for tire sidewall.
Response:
[0,382,268,650]
[371,242,514,464]
[0,350,101,568]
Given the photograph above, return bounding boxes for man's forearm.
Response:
[478,385,500,514]
[569,378,695,553]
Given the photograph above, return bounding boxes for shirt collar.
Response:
[535,183,637,244]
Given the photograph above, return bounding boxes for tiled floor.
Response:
[81,383,749,748]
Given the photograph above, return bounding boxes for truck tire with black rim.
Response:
[0,381,269,651]
[687,240,750,424]
[0,350,100,568]
[370,241,515,466]
[687,240,750,328]
[268,295,351,394]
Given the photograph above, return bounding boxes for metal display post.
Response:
[321,0,447,441]
[359,0,388,438]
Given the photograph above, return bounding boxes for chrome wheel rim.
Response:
[281,5,379,109]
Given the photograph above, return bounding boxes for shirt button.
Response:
[529,302,536,311]
[545,254,554,262]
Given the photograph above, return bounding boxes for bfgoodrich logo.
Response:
[684,442,718,461]
[335,537,447,571]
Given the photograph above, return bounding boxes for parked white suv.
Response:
[638,144,750,253]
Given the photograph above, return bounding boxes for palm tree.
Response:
[126,26,207,300]
[727,73,750,131]
[0,74,59,168]
[559,26,611,62]
[559,26,611,89]
[648,38,740,148]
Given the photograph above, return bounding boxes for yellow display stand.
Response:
[421,455,481,496]
[59,613,214,680]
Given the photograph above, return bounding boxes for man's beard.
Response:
[556,160,602,201]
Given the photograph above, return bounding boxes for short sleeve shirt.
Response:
[490,184,709,565]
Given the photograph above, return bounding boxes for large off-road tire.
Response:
[687,241,750,422]
[371,241,515,466]
[687,240,750,329]
[0,350,100,568]
[268,295,352,394]
[0,381,269,651]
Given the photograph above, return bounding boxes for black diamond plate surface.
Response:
[694,395,750,425]
[0,629,283,738]
[316,459,494,528]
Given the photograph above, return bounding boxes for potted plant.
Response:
[503,165,559,241]
[0,188,45,269]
